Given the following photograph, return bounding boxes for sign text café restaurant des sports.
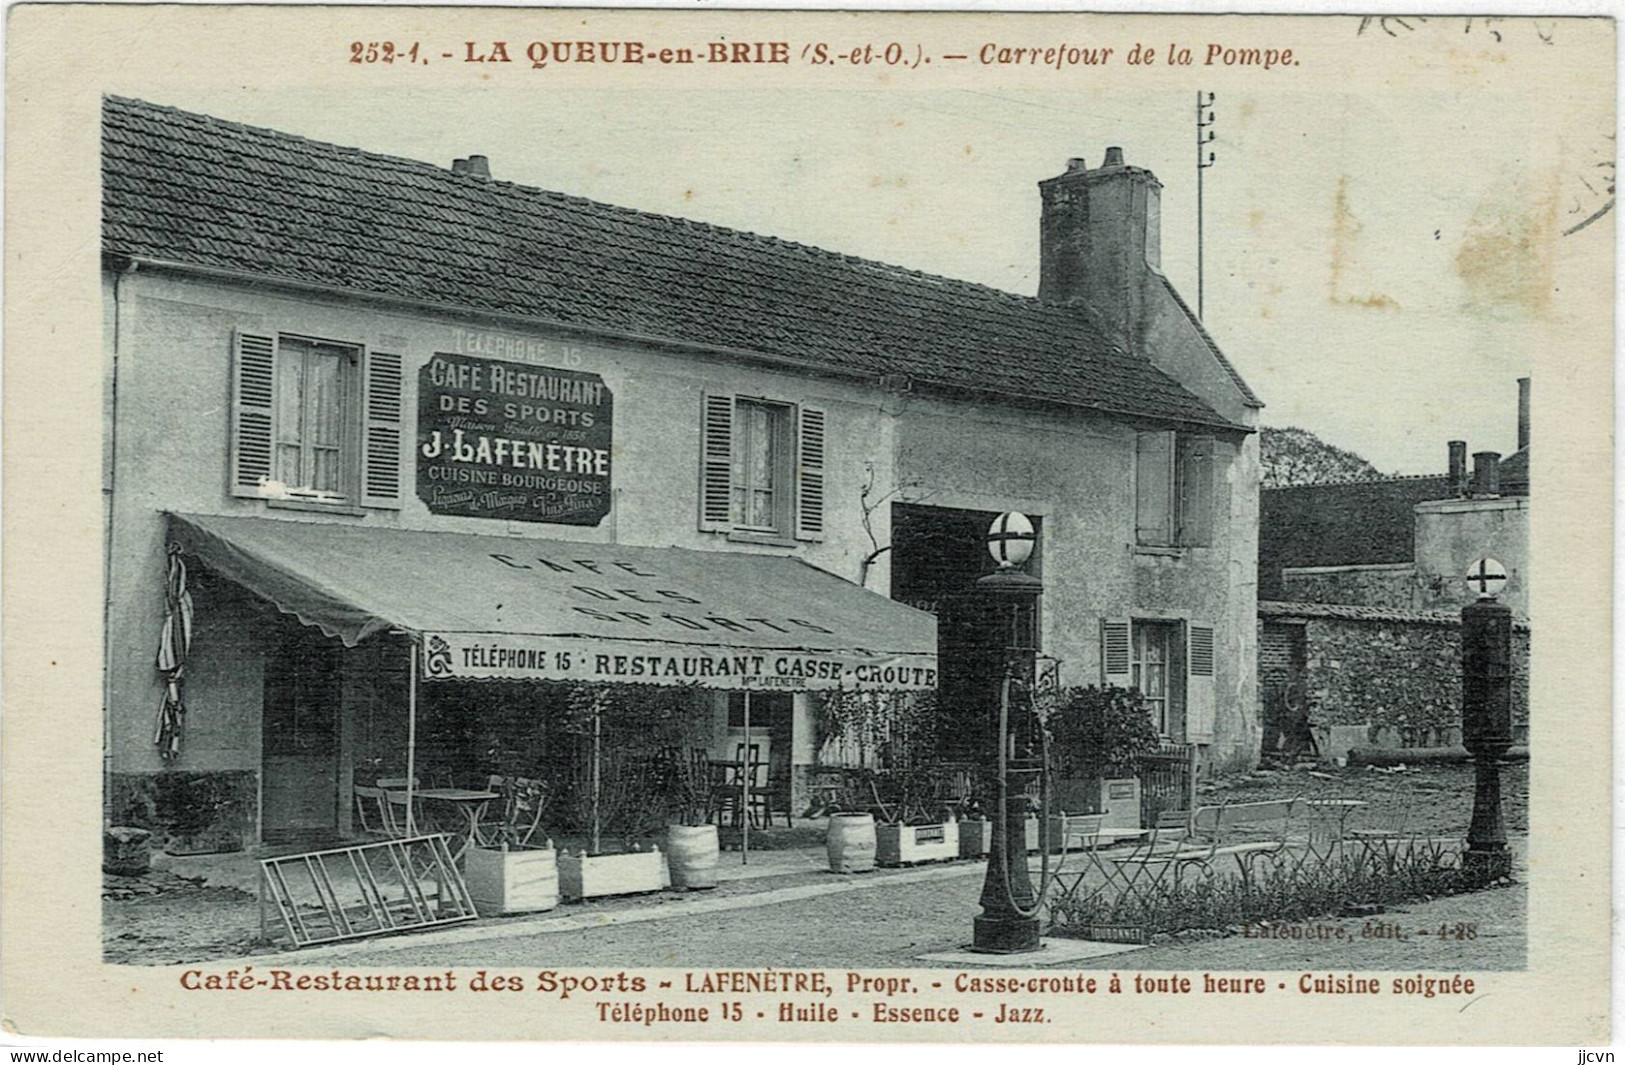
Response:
[101,95,1262,853]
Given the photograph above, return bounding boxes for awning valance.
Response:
[166,512,937,692]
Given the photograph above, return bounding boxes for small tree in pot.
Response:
[1045,686,1162,830]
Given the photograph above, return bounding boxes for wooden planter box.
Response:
[1100,777,1142,832]
[558,848,664,902]
[959,819,992,858]
[464,844,559,916]
[876,821,960,866]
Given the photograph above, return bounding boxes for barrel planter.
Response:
[959,818,992,858]
[464,843,559,916]
[665,824,720,890]
[103,826,152,876]
[826,812,876,874]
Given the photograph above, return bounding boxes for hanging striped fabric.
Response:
[154,544,194,762]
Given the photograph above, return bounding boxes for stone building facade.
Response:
[102,97,1264,846]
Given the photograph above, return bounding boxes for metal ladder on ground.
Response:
[259,834,477,948]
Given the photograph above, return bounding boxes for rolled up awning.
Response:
[166,512,937,692]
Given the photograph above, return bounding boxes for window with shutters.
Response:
[1131,621,1184,738]
[275,339,352,501]
[732,399,790,533]
[1135,431,1215,548]
[698,393,825,543]
[231,331,403,511]
[1102,617,1215,743]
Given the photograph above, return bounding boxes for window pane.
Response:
[276,348,305,446]
[308,352,342,448]
[731,412,752,493]
[750,488,773,528]
[311,447,340,494]
[276,444,302,485]
[732,401,782,530]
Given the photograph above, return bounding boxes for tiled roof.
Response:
[102,95,1240,430]
[1258,475,1454,598]
[1497,447,1530,495]
[1260,599,1530,632]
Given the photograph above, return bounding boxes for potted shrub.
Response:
[1045,686,1162,835]
[557,743,667,902]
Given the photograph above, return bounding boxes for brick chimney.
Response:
[1448,440,1468,495]
[451,156,491,180]
[1039,147,1162,347]
[1471,451,1501,497]
[1517,377,1530,452]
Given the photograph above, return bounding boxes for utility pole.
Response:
[1196,91,1218,320]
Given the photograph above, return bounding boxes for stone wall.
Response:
[1258,606,1530,752]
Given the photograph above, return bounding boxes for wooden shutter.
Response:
[1100,618,1132,687]
[1135,431,1174,545]
[230,330,277,497]
[1177,435,1215,547]
[1186,623,1216,744]
[699,392,733,531]
[795,406,826,541]
[361,350,404,509]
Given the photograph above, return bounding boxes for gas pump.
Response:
[968,512,1058,954]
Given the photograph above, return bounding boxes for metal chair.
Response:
[506,777,549,846]
[750,747,794,828]
[352,785,399,838]
[375,777,420,834]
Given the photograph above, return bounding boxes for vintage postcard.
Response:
[1,3,1614,1048]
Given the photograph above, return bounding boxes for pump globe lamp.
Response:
[987,511,1036,569]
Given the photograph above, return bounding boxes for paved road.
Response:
[328,866,1525,972]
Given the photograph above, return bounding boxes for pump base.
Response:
[1462,845,1512,885]
[970,914,1043,954]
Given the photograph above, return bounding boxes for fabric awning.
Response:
[167,512,937,692]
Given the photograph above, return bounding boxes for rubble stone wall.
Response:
[1262,614,1530,747]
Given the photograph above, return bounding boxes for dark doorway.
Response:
[262,620,343,843]
[1259,622,1308,756]
[892,503,1041,761]
[891,503,1012,613]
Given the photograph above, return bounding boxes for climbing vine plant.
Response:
[815,688,941,769]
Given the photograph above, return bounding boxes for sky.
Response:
[120,67,1605,474]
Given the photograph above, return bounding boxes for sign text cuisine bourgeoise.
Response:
[417,353,613,525]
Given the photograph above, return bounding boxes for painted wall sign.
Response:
[417,352,613,525]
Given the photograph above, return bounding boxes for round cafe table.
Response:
[407,788,501,861]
